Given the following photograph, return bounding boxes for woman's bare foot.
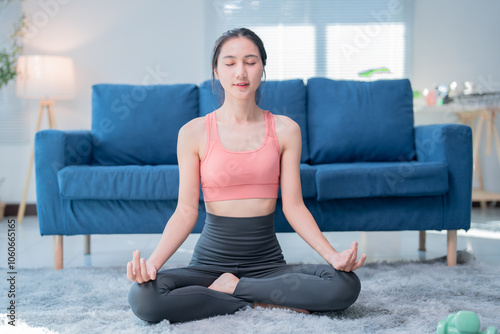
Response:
[253,302,311,315]
[208,273,239,294]
[209,274,311,314]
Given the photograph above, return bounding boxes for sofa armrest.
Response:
[35,130,93,235]
[35,129,93,168]
[414,124,473,230]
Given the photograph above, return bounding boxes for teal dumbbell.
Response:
[437,311,498,334]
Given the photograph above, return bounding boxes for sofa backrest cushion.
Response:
[199,79,309,163]
[307,78,415,163]
[199,79,223,116]
[91,84,199,165]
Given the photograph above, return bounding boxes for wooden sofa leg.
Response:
[447,230,457,266]
[419,231,426,251]
[84,235,91,255]
[53,235,63,270]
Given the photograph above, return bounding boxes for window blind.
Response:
[212,0,413,81]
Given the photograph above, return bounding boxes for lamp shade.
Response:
[16,55,75,100]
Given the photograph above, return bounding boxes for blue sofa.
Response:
[34,78,473,269]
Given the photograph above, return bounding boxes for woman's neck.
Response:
[218,97,262,123]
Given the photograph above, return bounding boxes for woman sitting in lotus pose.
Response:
[127,27,367,324]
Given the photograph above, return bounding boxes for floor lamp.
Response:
[16,55,75,224]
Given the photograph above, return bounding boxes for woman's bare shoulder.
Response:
[177,116,207,157]
[272,114,300,137]
[179,116,206,138]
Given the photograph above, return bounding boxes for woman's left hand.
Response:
[329,241,367,272]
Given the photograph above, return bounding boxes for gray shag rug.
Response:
[1,251,499,334]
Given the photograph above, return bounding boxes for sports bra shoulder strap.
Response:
[206,111,217,143]
[265,110,277,139]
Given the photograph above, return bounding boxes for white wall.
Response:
[412,0,500,93]
[1,0,500,204]
[0,0,208,204]
[413,0,500,195]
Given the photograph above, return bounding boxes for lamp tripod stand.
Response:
[17,100,56,223]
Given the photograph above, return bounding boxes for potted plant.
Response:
[1,1,25,220]
[0,0,25,90]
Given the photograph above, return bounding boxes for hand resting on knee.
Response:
[329,241,367,272]
[127,250,157,284]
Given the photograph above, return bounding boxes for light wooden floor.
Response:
[1,207,499,270]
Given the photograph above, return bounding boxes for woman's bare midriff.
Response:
[205,198,277,217]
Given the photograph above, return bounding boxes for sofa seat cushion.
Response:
[307,78,415,163]
[298,163,317,198]
[315,162,449,200]
[58,165,180,200]
[91,84,199,166]
[278,163,317,199]
[59,164,319,201]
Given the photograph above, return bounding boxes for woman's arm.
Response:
[277,116,367,272]
[127,118,203,283]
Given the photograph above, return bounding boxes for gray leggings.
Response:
[128,212,361,323]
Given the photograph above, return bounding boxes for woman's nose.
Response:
[236,62,246,78]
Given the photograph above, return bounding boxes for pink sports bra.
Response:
[200,110,281,202]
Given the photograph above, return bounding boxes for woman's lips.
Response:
[234,82,249,89]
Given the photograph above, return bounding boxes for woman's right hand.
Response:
[127,250,157,284]
[328,241,367,272]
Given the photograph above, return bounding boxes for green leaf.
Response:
[0,1,25,89]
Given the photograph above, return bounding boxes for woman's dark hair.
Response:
[211,27,267,105]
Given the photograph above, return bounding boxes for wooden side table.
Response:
[455,107,500,207]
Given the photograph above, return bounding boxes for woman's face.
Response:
[214,36,264,102]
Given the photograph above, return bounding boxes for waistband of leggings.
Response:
[205,211,275,224]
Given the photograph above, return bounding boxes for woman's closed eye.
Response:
[225,62,256,66]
